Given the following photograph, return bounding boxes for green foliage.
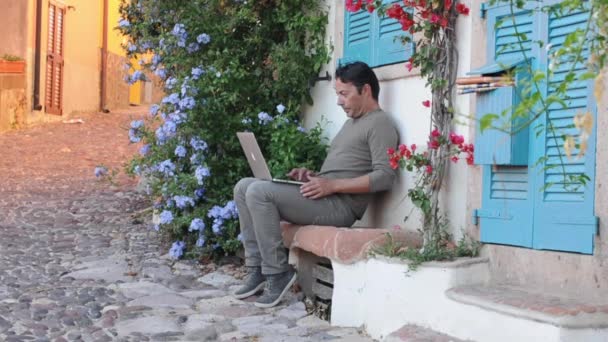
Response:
[0,54,23,62]
[119,0,329,259]
[370,219,481,272]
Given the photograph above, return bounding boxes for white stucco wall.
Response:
[302,0,477,238]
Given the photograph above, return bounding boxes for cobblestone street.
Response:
[0,108,373,342]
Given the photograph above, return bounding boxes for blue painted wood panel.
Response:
[531,4,597,254]
[478,1,598,253]
[342,1,413,67]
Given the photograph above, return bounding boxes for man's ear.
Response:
[362,84,372,98]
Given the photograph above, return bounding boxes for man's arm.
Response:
[300,175,370,199]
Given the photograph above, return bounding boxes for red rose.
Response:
[346,0,363,12]
[428,139,440,150]
[430,13,441,24]
[411,143,417,152]
[445,0,452,9]
[405,57,414,72]
[387,3,405,19]
[456,2,470,15]
[387,147,395,155]
[466,153,474,165]
[390,159,399,169]
[430,128,441,137]
[422,100,431,107]
[451,155,459,163]
[440,17,448,27]
[399,17,414,31]
[426,165,433,174]
[449,132,464,145]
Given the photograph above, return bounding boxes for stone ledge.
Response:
[280,222,422,264]
[447,284,608,329]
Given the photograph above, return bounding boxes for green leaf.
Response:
[479,114,499,133]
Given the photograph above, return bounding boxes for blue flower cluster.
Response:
[195,166,211,185]
[159,210,174,224]
[128,70,146,85]
[174,195,194,209]
[118,18,130,28]
[169,241,185,259]
[258,112,273,125]
[94,166,108,178]
[139,144,150,156]
[156,159,176,178]
[207,201,238,234]
[189,218,205,232]
[172,23,188,47]
[190,137,208,151]
[129,120,145,143]
[175,145,187,158]
[276,103,286,114]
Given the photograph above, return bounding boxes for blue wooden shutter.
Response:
[343,2,412,67]
[343,8,373,65]
[477,5,539,247]
[374,0,414,66]
[531,5,598,254]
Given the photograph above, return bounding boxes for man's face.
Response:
[335,79,367,118]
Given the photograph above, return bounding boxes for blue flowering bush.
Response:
[118,0,329,259]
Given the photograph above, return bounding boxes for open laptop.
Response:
[236,132,305,185]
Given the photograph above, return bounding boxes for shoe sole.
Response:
[233,281,266,300]
[254,272,297,308]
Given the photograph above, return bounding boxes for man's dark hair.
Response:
[335,61,380,100]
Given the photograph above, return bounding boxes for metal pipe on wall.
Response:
[100,0,109,112]
[32,0,43,111]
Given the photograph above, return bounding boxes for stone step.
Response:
[385,324,473,342]
[446,284,608,329]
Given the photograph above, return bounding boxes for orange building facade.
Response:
[0,0,161,132]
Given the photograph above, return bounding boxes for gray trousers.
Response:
[233,177,357,275]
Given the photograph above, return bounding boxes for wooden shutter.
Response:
[477,5,539,248]
[531,4,597,254]
[374,0,414,66]
[342,1,413,67]
[45,3,65,115]
[343,8,373,65]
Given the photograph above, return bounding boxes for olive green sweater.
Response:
[318,109,399,218]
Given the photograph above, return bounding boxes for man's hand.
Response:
[287,168,316,182]
[300,176,336,199]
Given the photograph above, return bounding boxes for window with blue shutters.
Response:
[475,1,598,254]
[342,0,414,67]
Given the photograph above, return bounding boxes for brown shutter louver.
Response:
[45,3,65,115]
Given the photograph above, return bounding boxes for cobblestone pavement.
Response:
[0,107,373,342]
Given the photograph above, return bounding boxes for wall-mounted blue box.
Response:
[471,57,531,165]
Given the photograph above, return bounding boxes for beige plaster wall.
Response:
[0,0,28,58]
[0,74,27,132]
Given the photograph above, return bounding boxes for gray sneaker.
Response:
[234,266,266,299]
[254,268,297,308]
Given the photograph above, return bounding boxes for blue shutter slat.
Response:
[531,4,597,254]
[480,166,533,247]
[494,11,534,61]
[374,0,413,66]
[343,9,372,65]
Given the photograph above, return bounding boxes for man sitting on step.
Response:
[233,61,399,308]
